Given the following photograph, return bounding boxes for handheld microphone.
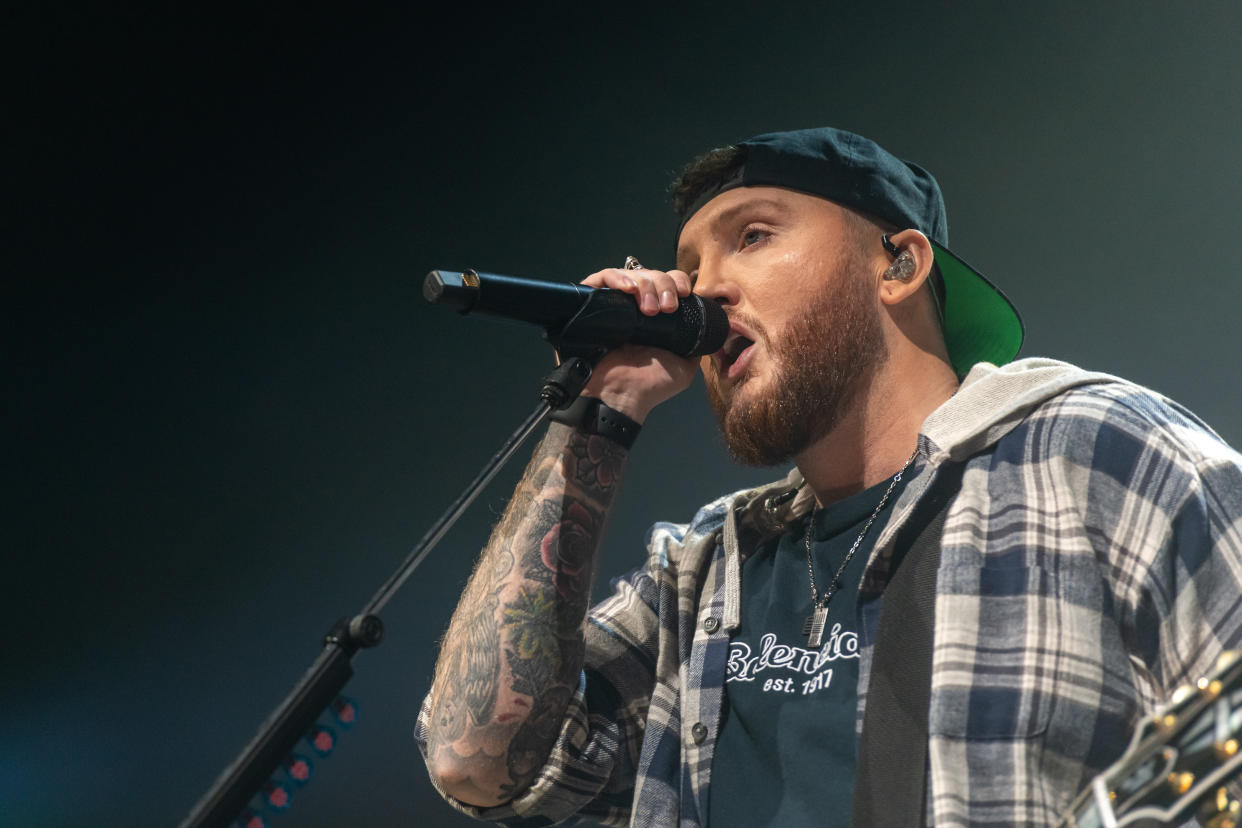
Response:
[423,269,729,357]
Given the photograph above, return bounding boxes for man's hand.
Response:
[576,266,701,423]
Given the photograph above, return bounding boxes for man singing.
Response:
[416,127,1242,826]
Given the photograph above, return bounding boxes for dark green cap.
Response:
[676,127,1024,375]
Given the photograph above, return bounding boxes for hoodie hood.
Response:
[922,357,1126,462]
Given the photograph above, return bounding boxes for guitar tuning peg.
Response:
[1199,675,1226,698]
[1168,771,1196,795]
[1197,785,1240,828]
[1215,739,1240,761]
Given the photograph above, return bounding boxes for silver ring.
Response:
[624,256,644,271]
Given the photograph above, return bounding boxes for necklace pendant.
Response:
[803,605,829,647]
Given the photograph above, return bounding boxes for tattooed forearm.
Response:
[426,423,628,806]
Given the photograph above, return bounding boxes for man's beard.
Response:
[705,272,888,467]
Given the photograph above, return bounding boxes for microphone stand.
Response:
[179,355,595,828]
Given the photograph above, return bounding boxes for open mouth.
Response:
[718,331,756,376]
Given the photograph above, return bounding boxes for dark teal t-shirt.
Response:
[708,473,911,827]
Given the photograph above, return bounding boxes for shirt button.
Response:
[703,617,720,634]
[691,723,708,744]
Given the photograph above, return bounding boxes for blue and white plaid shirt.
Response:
[417,358,1242,826]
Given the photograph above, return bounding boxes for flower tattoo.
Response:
[540,501,596,599]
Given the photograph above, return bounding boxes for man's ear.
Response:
[878,229,934,306]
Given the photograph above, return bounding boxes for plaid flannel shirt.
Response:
[416,358,1242,826]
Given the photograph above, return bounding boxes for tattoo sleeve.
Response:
[425,423,629,805]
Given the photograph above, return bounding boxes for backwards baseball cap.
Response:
[675,127,1023,376]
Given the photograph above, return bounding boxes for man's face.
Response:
[676,186,888,466]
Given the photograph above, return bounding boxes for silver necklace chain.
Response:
[802,447,918,645]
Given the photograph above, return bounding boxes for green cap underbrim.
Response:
[932,240,1024,376]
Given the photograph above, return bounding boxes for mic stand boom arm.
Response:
[180,356,595,828]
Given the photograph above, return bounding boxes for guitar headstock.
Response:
[1060,650,1242,828]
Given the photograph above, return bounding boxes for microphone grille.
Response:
[682,295,729,356]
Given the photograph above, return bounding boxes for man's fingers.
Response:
[582,268,689,315]
[581,268,639,290]
[667,269,693,297]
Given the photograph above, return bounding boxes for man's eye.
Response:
[740,227,769,248]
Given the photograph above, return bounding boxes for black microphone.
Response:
[423,269,729,357]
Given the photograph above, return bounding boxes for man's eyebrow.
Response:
[676,197,793,266]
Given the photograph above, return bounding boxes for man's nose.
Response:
[691,262,741,308]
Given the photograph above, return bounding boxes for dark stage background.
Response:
[7,4,1242,827]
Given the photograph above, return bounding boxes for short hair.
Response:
[670,144,747,220]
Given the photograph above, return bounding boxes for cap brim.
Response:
[931,241,1024,376]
